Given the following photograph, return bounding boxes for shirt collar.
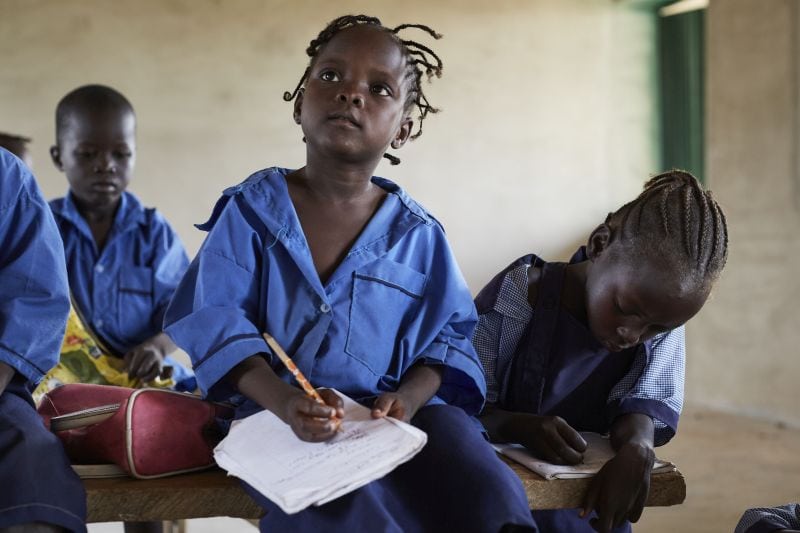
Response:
[53,191,147,239]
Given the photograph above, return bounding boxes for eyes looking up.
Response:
[317,68,397,99]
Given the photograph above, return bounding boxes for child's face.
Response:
[52,108,135,211]
[584,245,707,352]
[294,25,412,164]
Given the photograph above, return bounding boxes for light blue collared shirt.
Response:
[165,167,486,415]
[49,190,194,390]
[0,148,70,386]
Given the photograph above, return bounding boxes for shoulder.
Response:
[0,149,44,213]
[196,167,291,232]
[474,255,540,314]
[372,176,434,227]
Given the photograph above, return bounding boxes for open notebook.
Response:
[213,390,427,514]
[493,432,675,480]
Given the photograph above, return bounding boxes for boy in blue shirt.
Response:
[49,84,194,392]
[0,148,87,532]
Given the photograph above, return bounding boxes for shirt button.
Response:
[319,303,331,313]
[95,319,104,328]
[95,264,105,273]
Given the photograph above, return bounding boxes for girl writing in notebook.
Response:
[474,170,728,533]
[165,14,537,532]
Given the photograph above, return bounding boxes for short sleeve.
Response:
[606,327,686,446]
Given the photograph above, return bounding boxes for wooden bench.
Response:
[84,457,686,523]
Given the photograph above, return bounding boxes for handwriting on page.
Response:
[213,390,427,513]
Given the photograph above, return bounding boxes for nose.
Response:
[337,84,364,107]
[94,152,116,173]
[616,326,641,347]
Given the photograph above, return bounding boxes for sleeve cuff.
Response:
[608,397,680,446]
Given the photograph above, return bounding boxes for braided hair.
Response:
[607,170,728,291]
[284,14,444,165]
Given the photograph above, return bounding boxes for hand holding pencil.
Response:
[263,333,343,440]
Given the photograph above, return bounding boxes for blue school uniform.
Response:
[474,252,685,533]
[0,148,87,532]
[165,167,537,532]
[50,191,195,390]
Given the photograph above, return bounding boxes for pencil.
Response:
[262,332,326,405]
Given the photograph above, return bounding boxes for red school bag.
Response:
[38,383,234,479]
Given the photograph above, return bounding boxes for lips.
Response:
[91,181,119,193]
[327,112,360,128]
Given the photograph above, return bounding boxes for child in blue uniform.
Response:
[49,85,194,392]
[475,170,729,533]
[0,148,87,532]
[165,15,536,533]
[736,503,800,533]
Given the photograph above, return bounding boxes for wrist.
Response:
[616,441,655,464]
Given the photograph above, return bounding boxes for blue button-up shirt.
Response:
[0,149,70,386]
[49,191,189,357]
[165,167,485,415]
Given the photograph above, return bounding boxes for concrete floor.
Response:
[88,405,800,533]
[636,406,800,532]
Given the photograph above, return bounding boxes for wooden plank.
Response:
[85,469,262,523]
[85,460,686,522]
[499,456,687,510]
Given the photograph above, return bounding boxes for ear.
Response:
[586,223,613,261]
[50,145,63,171]
[293,89,304,125]
[390,117,413,149]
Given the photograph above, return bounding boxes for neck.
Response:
[73,196,119,224]
[299,152,383,201]
[562,261,589,323]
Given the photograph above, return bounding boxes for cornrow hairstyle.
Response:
[606,169,728,291]
[284,14,444,165]
[55,84,135,144]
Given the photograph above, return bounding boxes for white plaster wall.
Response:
[0,0,659,290]
[693,0,800,425]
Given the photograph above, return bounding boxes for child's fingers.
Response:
[317,388,345,418]
[371,394,396,418]
[627,485,648,523]
[296,396,337,418]
[580,479,600,519]
[557,423,587,453]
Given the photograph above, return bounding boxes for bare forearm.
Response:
[479,404,524,443]
[0,361,14,396]
[225,355,299,423]
[397,363,442,414]
[610,413,655,451]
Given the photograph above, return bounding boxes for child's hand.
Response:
[580,441,655,532]
[514,414,587,465]
[371,392,418,422]
[284,388,344,442]
[124,341,166,382]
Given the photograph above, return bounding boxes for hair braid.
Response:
[284,14,444,165]
[608,170,729,291]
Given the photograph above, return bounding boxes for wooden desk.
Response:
[85,460,686,523]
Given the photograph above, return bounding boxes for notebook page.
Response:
[214,390,427,514]
[493,432,674,480]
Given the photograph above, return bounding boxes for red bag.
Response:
[38,383,234,479]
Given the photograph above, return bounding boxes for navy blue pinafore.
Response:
[0,376,87,532]
[491,259,650,533]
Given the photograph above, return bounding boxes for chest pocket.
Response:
[117,266,154,343]
[345,260,427,376]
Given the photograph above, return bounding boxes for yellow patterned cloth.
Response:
[33,306,174,404]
